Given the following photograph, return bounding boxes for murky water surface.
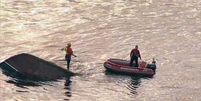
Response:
[0,0,201,101]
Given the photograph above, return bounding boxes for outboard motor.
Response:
[146,59,156,73]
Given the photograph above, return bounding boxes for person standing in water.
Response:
[130,45,141,67]
[65,43,76,70]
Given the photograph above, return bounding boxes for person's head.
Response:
[135,45,138,49]
[67,43,71,47]
[152,58,156,64]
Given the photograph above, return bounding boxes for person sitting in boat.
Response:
[146,59,156,73]
[130,45,141,67]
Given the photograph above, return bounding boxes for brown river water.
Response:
[0,0,201,101]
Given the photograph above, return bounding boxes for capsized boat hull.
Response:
[0,53,75,80]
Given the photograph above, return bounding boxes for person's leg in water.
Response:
[67,59,71,70]
[65,55,71,70]
[130,56,135,66]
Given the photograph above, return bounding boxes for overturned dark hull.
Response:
[0,53,74,81]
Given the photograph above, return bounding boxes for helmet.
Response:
[67,43,71,46]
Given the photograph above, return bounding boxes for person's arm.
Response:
[138,50,141,60]
[61,48,65,51]
[71,50,77,57]
[72,54,77,57]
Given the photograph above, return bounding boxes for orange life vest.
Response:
[139,61,146,68]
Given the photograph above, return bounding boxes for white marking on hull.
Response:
[4,61,19,72]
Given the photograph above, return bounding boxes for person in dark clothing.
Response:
[146,58,157,73]
[65,43,76,70]
[130,45,141,67]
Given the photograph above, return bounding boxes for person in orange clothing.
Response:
[65,43,76,70]
[130,45,141,67]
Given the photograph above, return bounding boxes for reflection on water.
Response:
[127,76,141,94]
[6,78,40,88]
[64,77,72,101]
[105,69,153,95]
[127,76,153,95]
[4,75,73,101]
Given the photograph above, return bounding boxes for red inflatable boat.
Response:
[104,58,156,76]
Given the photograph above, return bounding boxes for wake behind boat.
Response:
[104,58,156,77]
